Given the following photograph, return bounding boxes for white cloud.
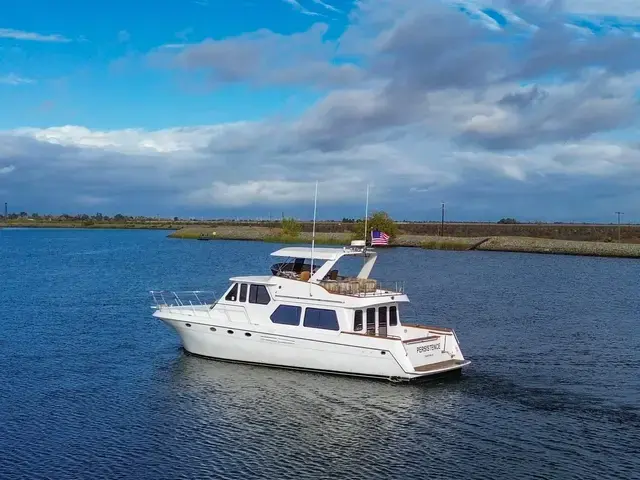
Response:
[0,28,70,43]
[4,118,640,214]
[187,179,364,207]
[0,73,34,85]
[281,0,322,17]
[12,125,218,154]
[0,165,15,175]
[310,0,340,13]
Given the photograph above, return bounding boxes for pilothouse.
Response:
[150,240,470,382]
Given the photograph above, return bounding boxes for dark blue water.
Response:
[1,229,638,479]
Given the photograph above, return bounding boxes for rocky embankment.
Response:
[476,236,640,258]
[168,226,640,259]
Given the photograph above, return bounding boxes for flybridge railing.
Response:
[318,279,405,297]
[150,290,218,311]
[376,280,406,295]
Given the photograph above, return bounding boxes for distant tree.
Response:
[498,217,518,224]
[281,217,302,238]
[341,217,356,223]
[352,210,398,241]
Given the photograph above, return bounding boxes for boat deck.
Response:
[414,359,467,372]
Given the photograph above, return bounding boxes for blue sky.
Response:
[3,0,640,222]
[0,0,351,129]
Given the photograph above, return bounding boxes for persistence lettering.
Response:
[416,343,440,354]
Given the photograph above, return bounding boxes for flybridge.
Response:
[269,241,406,297]
[271,241,377,279]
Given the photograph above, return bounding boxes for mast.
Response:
[363,183,370,251]
[310,181,318,275]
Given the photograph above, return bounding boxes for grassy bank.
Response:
[168,226,640,258]
[5,219,640,243]
[7,221,640,258]
[169,226,352,245]
[160,219,640,243]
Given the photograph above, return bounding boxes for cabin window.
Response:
[379,306,387,325]
[249,284,271,305]
[389,306,398,326]
[225,283,238,301]
[239,284,248,302]
[366,308,376,335]
[378,306,388,336]
[303,308,339,331]
[270,305,302,325]
[354,310,363,331]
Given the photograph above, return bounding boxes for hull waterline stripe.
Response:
[182,348,466,383]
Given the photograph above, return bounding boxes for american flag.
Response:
[371,229,390,246]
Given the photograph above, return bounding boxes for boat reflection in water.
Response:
[151,352,466,478]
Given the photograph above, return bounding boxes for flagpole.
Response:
[363,183,369,247]
[310,180,318,278]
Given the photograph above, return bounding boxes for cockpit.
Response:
[270,257,339,282]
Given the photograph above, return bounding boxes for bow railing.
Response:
[150,290,218,312]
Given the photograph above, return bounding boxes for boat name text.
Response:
[416,343,440,354]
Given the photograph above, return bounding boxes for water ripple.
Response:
[1,230,639,480]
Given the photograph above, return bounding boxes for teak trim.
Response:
[403,335,440,345]
[404,323,453,333]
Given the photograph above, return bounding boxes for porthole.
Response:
[380,351,386,355]
[227,330,234,334]
[185,323,191,328]
[245,332,251,337]
[209,327,216,332]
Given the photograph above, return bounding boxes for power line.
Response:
[615,211,624,243]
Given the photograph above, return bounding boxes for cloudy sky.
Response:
[2,0,640,222]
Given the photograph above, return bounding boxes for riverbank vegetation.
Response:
[3,211,639,243]
[5,211,640,257]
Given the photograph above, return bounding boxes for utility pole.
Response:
[3,202,6,219]
[440,202,445,237]
[615,211,624,243]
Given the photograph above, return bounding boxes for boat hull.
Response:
[156,314,469,383]
[182,348,465,383]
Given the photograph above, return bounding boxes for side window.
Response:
[366,308,376,334]
[304,308,339,331]
[270,305,301,325]
[379,306,387,325]
[354,310,363,331]
[239,284,248,302]
[249,284,271,305]
[225,283,238,301]
[389,305,398,326]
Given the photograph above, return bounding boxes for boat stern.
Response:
[401,325,470,379]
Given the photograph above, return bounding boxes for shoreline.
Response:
[4,222,640,259]
[168,226,640,259]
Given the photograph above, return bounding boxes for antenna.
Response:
[310,181,318,277]
[363,183,370,248]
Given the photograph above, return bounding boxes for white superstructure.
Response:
[151,241,470,382]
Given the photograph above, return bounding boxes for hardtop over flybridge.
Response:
[150,238,470,382]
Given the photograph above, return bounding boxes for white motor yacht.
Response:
[151,240,471,383]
